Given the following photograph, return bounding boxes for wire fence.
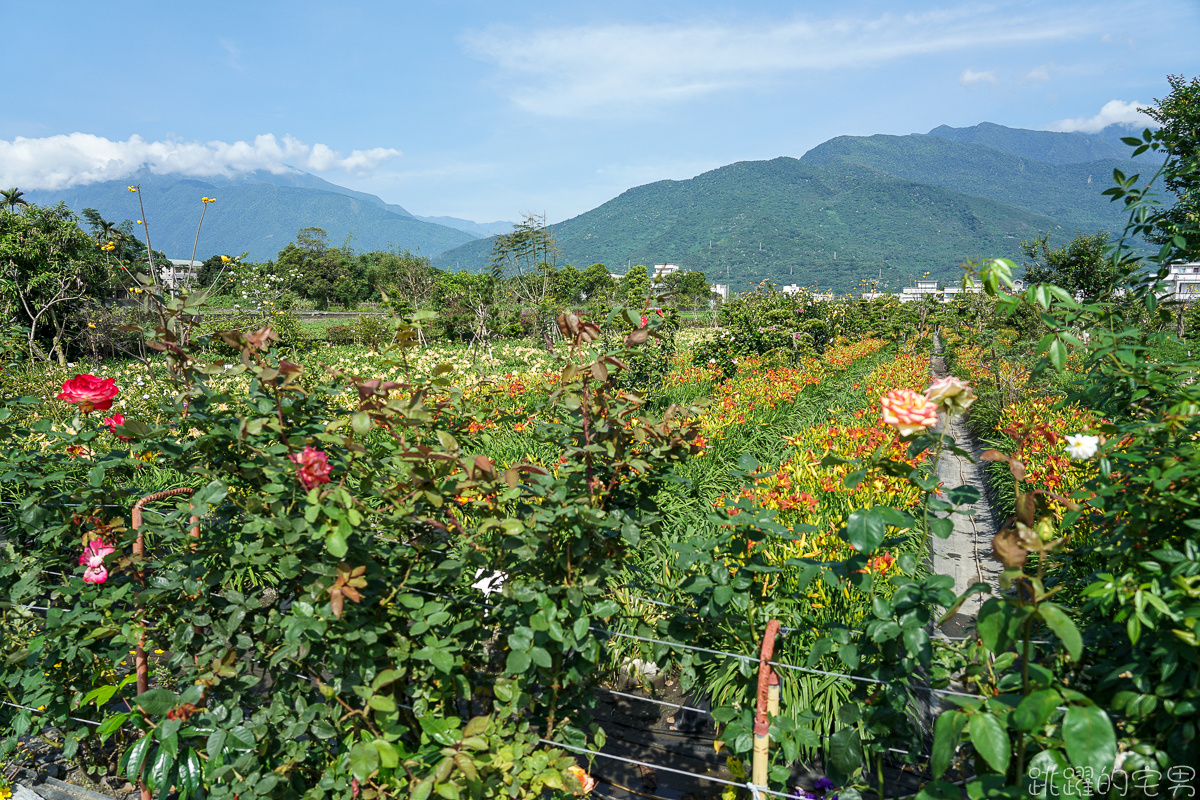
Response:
[0,501,972,796]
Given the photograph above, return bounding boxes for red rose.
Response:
[102,413,130,441]
[290,446,333,490]
[57,374,120,413]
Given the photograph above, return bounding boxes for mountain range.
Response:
[23,168,510,262]
[430,123,1158,291]
[21,122,1158,293]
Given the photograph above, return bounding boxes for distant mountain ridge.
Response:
[433,156,1066,291]
[433,122,1156,292]
[25,169,479,262]
[924,121,1158,164]
[798,133,1132,235]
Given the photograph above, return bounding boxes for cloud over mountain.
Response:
[0,133,402,190]
[1051,100,1155,133]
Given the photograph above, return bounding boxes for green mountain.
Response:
[799,132,1134,236]
[924,122,1155,164]
[26,171,477,262]
[432,157,1068,293]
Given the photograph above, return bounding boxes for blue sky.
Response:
[2,0,1197,224]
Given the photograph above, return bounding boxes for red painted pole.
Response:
[752,620,782,787]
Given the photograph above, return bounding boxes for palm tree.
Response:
[2,187,28,213]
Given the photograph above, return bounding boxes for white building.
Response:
[898,279,939,303]
[161,259,201,291]
[711,283,730,302]
[942,280,984,301]
[1162,262,1200,301]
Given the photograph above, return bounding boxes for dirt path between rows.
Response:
[930,334,1002,637]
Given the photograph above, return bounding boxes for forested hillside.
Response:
[433,156,1067,292]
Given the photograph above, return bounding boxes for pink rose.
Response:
[640,315,649,327]
[57,374,120,413]
[79,539,116,584]
[880,389,938,437]
[290,446,333,490]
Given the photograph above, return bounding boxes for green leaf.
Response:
[325,528,348,558]
[81,683,118,708]
[97,712,130,743]
[376,739,399,769]
[1025,749,1070,798]
[206,729,227,761]
[844,507,886,553]
[1048,337,1067,371]
[1013,690,1061,732]
[928,517,954,540]
[179,749,201,797]
[429,648,454,673]
[931,710,964,778]
[148,745,174,791]
[369,694,397,712]
[506,649,530,674]
[967,712,1009,774]
[350,741,381,780]
[133,688,178,717]
[827,726,863,776]
[124,732,153,781]
[916,781,962,800]
[1062,705,1116,777]
[1039,603,1082,661]
[412,779,434,800]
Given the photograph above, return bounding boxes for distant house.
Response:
[899,279,939,303]
[711,283,730,302]
[650,263,682,290]
[942,279,984,301]
[1162,262,1200,301]
[161,259,201,291]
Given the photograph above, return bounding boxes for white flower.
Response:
[1064,433,1100,460]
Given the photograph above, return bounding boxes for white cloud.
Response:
[462,7,1096,117]
[1020,65,1052,83]
[0,133,402,191]
[1050,100,1156,133]
[959,68,997,86]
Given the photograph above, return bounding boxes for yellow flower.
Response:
[88,323,96,329]
[133,288,143,294]
[220,255,231,263]
[128,186,137,192]
[137,220,143,224]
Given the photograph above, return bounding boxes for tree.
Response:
[363,249,439,311]
[621,264,651,305]
[552,264,585,305]
[1020,230,1121,299]
[488,213,559,306]
[579,263,616,304]
[277,228,365,309]
[0,202,107,362]
[661,269,713,308]
[1142,74,1200,248]
[1,188,28,214]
